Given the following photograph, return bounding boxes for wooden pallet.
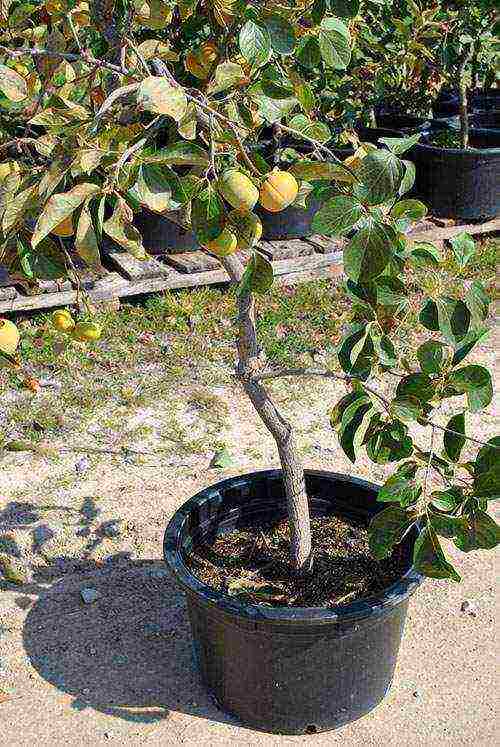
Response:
[0,216,498,315]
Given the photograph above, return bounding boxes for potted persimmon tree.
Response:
[409,0,499,221]
[0,0,498,736]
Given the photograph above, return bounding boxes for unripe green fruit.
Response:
[52,309,75,333]
[72,321,102,342]
[217,169,259,213]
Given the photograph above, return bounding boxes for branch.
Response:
[0,45,128,76]
[254,366,499,450]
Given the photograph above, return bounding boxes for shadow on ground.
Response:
[0,500,237,728]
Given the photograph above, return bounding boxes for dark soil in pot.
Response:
[164,469,423,735]
[408,129,500,221]
[186,511,407,608]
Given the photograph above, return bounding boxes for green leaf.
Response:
[144,142,209,167]
[449,231,475,269]
[454,507,500,552]
[409,241,442,267]
[451,327,490,367]
[413,526,461,581]
[191,186,225,244]
[378,462,421,506]
[103,197,146,259]
[239,20,271,67]
[32,183,101,248]
[288,114,330,143]
[392,396,422,422]
[75,203,100,266]
[429,511,467,539]
[238,251,274,296]
[417,340,447,374]
[366,423,413,464]
[344,223,393,282]
[330,0,360,18]
[420,297,471,344]
[264,14,296,55]
[448,365,493,412]
[378,133,421,155]
[473,437,500,501]
[249,83,297,123]
[330,391,360,428]
[431,487,463,512]
[319,17,351,70]
[311,196,363,236]
[296,36,321,69]
[465,280,490,324]
[338,326,373,379]
[136,76,187,120]
[260,69,294,99]
[368,506,413,559]
[208,62,246,94]
[375,276,406,307]
[396,373,434,403]
[391,199,427,221]
[398,159,416,196]
[443,412,466,462]
[372,331,397,367]
[289,160,354,182]
[129,164,181,213]
[357,150,405,205]
[338,394,372,462]
[0,64,28,102]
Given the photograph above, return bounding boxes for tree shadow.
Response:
[22,559,237,726]
[0,499,238,728]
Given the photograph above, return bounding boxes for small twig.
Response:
[113,115,163,178]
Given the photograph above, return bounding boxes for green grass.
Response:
[0,236,497,446]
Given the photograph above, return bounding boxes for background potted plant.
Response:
[408,0,499,221]
[0,0,499,736]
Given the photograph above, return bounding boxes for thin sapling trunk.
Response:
[221,255,313,575]
[457,45,473,149]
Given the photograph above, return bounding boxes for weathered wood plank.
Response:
[0,288,77,313]
[165,251,221,273]
[0,287,17,302]
[272,251,342,276]
[16,278,73,296]
[101,241,170,281]
[305,235,344,254]
[410,216,500,242]
[259,239,314,261]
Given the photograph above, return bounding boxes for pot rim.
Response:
[413,130,500,156]
[164,468,424,626]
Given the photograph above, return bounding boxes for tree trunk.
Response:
[221,256,313,574]
[458,46,473,150]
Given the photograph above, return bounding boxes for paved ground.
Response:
[0,334,498,746]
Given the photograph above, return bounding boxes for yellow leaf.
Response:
[32,183,101,248]
[137,76,187,121]
[0,64,27,102]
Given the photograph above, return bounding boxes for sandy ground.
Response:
[0,334,498,746]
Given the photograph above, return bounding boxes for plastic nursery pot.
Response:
[133,208,200,255]
[256,197,324,241]
[471,88,500,112]
[375,114,431,134]
[408,129,500,221]
[164,469,424,735]
[471,109,500,130]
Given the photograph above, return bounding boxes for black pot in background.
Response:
[257,197,323,241]
[134,209,200,256]
[375,114,431,134]
[471,88,500,112]
[408,129,500,221]
[164,469,423,735]
[471,109,500,130]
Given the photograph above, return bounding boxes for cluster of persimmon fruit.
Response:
[206,168,299,256]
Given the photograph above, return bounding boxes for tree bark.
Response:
[221,255,313,574]
[457,46,473,150]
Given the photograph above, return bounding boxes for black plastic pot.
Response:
[471,88,500,112]
[134,209,200,255]
[164,469,423,735]
[408,129,500,221]
[471,109,500,130]
[257,198,323,240]
[375,114,431,134]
